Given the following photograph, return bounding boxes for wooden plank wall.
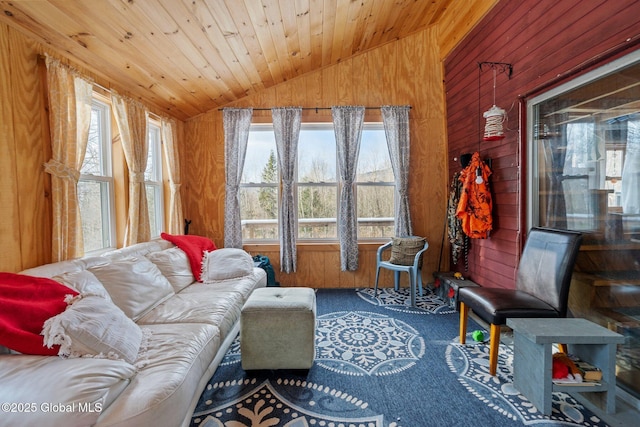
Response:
[444,0,640,289]
[0,0,496,276]
[0,23,23,272]
[0,24,50,272]
[183,27,449,288]
[0,23,183,272]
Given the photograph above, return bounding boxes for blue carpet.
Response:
[190,288,611,427]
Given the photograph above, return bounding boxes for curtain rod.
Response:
[37,54,164,121]
[217,106,412,112]
[37,54,109,92]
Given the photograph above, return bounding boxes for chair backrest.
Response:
[516,227,583,317]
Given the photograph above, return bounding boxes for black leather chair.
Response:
[458,227,583,375]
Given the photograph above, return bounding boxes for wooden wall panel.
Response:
[444,0,640,289]
[184,26,448,289]
[10,31,50,269]
[0,24,23,272]
[437,0,499,60]
[182,113,224,244]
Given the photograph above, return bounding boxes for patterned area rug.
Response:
[357,287,456,315]
[315,310,425,376]
[191,288,611,427]
[193,377,384,426]
[446,342,609,426]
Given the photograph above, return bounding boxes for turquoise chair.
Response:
[374,238,429,306]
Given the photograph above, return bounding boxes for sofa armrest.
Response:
[0,355,136,427]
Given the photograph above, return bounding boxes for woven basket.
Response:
[389,236,426,266]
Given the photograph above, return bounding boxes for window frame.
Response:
[78,98,116,254]
[240,123,280,242]
[296,122,339,242]
[354,123,396,241]
[527,49,640,231]
[145,119,164,238]
[239,121,395,244]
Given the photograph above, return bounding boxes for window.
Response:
[240,123,394,241]
[240,124,279,240]
[297,124,338,239]
[528,50,640,236]
[527,50,640,401]
[78,100,115,252]
[145,121,164,238]
[356,125,395,238]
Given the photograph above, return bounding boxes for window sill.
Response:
[243,241,387,252]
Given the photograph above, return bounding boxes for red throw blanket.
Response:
[161,233,216,282]
[0,272,78,355]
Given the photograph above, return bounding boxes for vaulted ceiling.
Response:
[0,0,481,121]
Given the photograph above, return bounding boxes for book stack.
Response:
[572,358,603,382]
[552,352,602,386]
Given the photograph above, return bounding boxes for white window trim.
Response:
[80,98,116,255]
[146,120,164,238]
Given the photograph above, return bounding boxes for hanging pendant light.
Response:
[483,68,506,141]
[475,166,484,184]
[483,105,506,141]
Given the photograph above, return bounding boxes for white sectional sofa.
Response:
[0,239,266,427]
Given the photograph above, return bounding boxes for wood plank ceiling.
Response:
[0,0,457,121]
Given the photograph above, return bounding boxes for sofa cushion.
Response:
[95,323,221,427]
[41,294,144,364]
[181,267,267,301]
[53,270,113,302]
[201,248,254,281]
[137,291,244,342]
[20,258,86,279]
[0,354,135,427]
[160,232,216,282]
[145,247,195,293]
[101,239,173,260]
[0,272,78,355]
[88,257,174,321]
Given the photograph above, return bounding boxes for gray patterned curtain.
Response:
[381,105,413,236]
[272,107,302,273]
[333,106,365,271]
[223,108,253,248]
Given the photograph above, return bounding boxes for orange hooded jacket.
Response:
[456,152,493,239]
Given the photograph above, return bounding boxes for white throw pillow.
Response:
[53,270,112,302]
[88,257,174,321]
[41,294,144,364]
[201,248,254,282]
[145,247,194,293]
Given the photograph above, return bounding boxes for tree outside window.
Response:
[78,100,115,253]
[239,122,394,242]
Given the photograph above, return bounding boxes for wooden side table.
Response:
[507,318,624,415]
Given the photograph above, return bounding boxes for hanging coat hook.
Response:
[478,62,513,79]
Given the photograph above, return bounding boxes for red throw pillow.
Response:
[161,233,216,282]
[0,272,78,355]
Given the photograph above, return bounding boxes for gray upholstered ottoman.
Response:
[241,287,316,370]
